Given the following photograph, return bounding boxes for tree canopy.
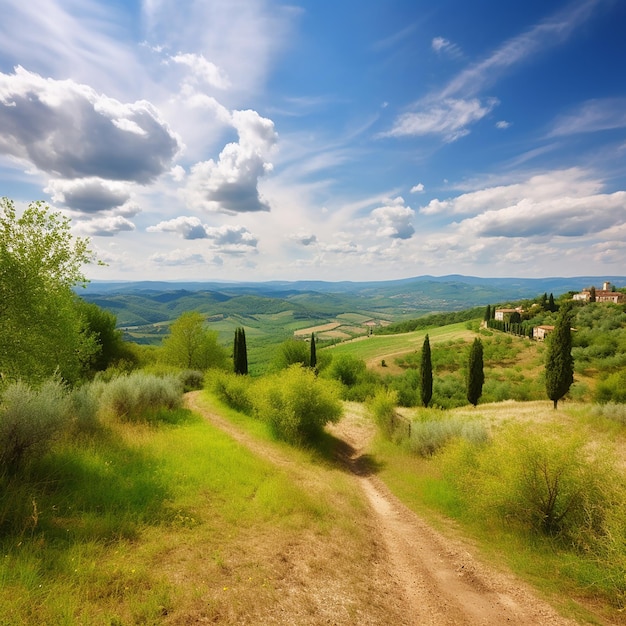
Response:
[467,338,484,406]
[0,198,95,384]
[545,305,574,409]
[420,334,433,407]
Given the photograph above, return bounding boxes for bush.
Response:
[99,373,182,422]
[595,370,626,404]
[449,424,622,547]
[368,389,398,439]
[590,402,626,426]
[179,369,204,392]
[0,379,71,471]
[70,382,102,434]
[327,354,366,387]
[409,415,489,457]
[212,371,254,415]
[254,365,342,444]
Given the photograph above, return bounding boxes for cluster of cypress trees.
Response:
[418,334,484,407]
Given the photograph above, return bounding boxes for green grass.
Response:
[0,403,354,625]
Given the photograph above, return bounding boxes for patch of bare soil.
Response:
[186,392,590,625]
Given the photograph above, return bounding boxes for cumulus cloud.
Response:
[148,217,258,252]
[420,168,626,240]
[45,178,132,213]
[384,98,497,142]
[370,197,415,240]
[0,66,181,183]
[185,109,277,213]
[79,215,136,237]
[419,168,604,216]
[410,183,425,193]
[169,52,231,89]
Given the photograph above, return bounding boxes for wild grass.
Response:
[0,387,384,625]
[372,401,626,618]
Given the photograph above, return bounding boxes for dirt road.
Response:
[186,392,586,625]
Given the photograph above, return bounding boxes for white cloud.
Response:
[549,97,626,137]
[370,197,415,240]
[290,232,318,246]
[384,98,497,141]
[432,37,462,58]
[148,217,258,252]
[496,120,510,129]
[45,178,132,213]
[150,250,207,266]
[0,67,181,183]
[420,168,603,216]
[169,52,231,90]
[410,183,425,193]
[185,109,277,213]
[79,215,136,237]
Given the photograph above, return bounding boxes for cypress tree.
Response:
[233,327,248,375]
[589,285,596,302]
[483,304,491,322]
[420,334,433,407]
[548,293,556,312]
[467,338,484,406]
[310,332,317,369]
[545,305,574,409]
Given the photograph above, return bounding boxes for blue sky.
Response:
[1,0,625,282]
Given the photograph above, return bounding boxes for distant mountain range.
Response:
[80,274,626,330]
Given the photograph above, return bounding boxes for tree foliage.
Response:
[0,198,95,384]
[161,311,228,370]
[467,338,484,406]
[545,305,574,409]
[233,327,248,375]
[310,332,317,369]
[420,334,433,407]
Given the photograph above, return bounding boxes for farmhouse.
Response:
[533,325,555,341]
[573,281,625,304]
[494,307,523,321]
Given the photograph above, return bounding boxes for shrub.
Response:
[179,369,204,392]
[254,365,342,444]
[595,370,626,404]
[0,379,71,471]
[99,373,182,422]
[409,415,489,457]
[70,382,102,434]
[590,402,626,426]
[327,354,366,387]
[212,371,254,415]
[450,424,622,547]
[368,389,398,439]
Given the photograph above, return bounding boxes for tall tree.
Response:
[483,305,491,323]
[310,332,317,369]
[589,285,596,302]
[548,293,557,312]
[0,198,95,384]
[467,338,484,406]
[545,305,574,409]
[540,293,548,311]
[233,327,248,375]
[420,334,433,407]
[161,311,227,370]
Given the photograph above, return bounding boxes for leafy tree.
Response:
[273,338,309,369]
[233,327,248,375]
[545,305,574,409]
[539,293,548,311]
[467,338,484,406]
[310,332,317,369]
[161,311,228,370]
[75,299,135,373]
[420,334,433,407]
[0,198,95,384]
